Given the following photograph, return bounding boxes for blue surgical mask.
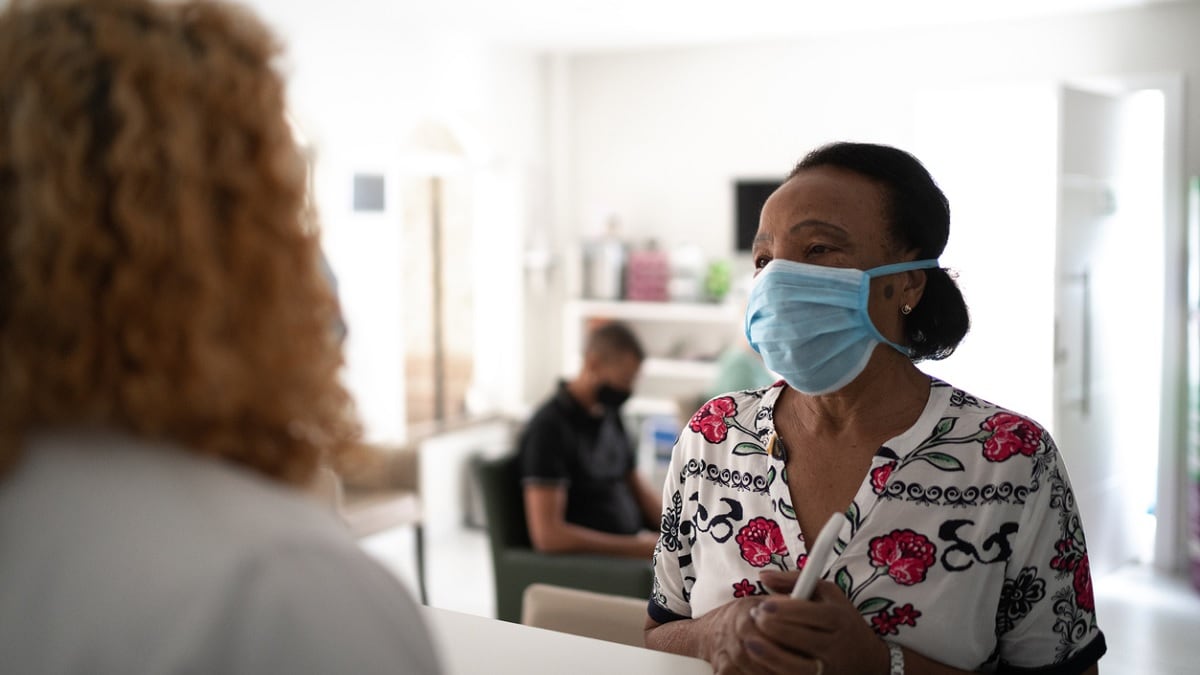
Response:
[744,258,940,395]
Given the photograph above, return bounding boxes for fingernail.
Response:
[745,640,766,656]
[760,601,777,613]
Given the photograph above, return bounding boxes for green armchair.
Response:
[472,453,655,623]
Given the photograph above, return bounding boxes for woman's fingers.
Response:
[752,607,832,652]
[749,581,862,647]
[704,596,774,673]
[742,634,825,675]
[756,569,800,594]
[712,648,756,675]
[812,580,850,603]
[750,581,891,674]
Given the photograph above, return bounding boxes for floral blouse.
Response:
[649,379,1106,673]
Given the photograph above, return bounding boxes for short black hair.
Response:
[584,321,645,362]
[791,142,970,361]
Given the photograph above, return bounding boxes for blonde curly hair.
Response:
[0,0,360,485]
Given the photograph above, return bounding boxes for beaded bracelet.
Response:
[886,641,905,675]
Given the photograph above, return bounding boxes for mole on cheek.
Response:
[884,284,895,299]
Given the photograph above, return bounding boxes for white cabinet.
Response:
[561,299,742,415]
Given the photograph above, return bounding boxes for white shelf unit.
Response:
[641,357,718,382]
[561,299,742,405]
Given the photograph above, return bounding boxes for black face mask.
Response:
[595,383,632,409]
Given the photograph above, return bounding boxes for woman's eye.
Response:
[754,255,771,270]
[807,244,832,257]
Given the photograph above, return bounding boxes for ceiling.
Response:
[245,0,1179,51]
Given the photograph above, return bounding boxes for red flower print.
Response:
[871,461,896,495]
[736,517,790,569]
[980,412,1043,462]
[732,578,763,598]
[796,553,808,572]
[892,603,921,627]
[871,611,900,636]
[688,396,738,444]
[868,529,937,585]
[1050,538,1081,572]
[1073,555,1095,612]
[871,604,922,636]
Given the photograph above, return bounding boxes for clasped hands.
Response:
[702,570,890,675]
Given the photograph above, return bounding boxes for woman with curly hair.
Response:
[0,1,439,672]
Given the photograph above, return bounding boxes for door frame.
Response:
[1061,73,1186,572]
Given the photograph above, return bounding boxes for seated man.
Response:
[518,321,661,559]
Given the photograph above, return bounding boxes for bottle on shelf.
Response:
[582,214,627,301]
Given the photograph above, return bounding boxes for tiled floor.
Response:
[1091,564,1200,674]
[363,527,1200,672]
[361,524,494,618]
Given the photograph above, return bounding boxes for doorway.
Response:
[1054,84,1167,571]
[399,120,475,431]
[913,76,1185,574]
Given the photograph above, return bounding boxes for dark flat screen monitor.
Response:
[735,179,783,252]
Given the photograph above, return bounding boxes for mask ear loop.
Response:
[862,259,941,357]
[864,258,941,278]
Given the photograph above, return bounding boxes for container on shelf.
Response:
[667,243,706,303]
[625,241,670,302]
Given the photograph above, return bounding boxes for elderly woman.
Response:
[0,1,438,673]
[645,143,1104,674]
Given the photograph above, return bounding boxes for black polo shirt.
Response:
[517,381,644,535]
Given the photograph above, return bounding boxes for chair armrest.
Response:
[499,549,654,599]
[501,549,650,573]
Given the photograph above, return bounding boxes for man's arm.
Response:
[627,470,663,529]
[523,483,657,559]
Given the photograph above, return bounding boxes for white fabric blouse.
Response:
[0,430,440,675]
[649,379,1105,673]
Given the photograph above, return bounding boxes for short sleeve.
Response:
[995,433,1106,673]
[648,429,695,624]
[519,414,569,484]
[213,542,441,675]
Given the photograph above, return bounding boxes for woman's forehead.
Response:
[759,167,889,242]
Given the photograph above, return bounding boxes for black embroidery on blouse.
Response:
[949,388,982,409]
[880,480,1030,507]
[938,519,1019,572]
[660,490,684,553]
[679,458,772,494]
[996,567,1046,635]
[1051,586,1092,661]
[690,496,744,544]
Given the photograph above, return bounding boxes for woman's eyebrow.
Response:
[787,219,851,243]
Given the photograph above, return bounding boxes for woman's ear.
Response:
[904,268,929,310]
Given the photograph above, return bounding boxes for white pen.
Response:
[790,512,844,599]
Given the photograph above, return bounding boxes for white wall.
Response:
[565,1,1200,264]
[245,3,549,442]
[559,5,1200,401]
[911,85,1059,429]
